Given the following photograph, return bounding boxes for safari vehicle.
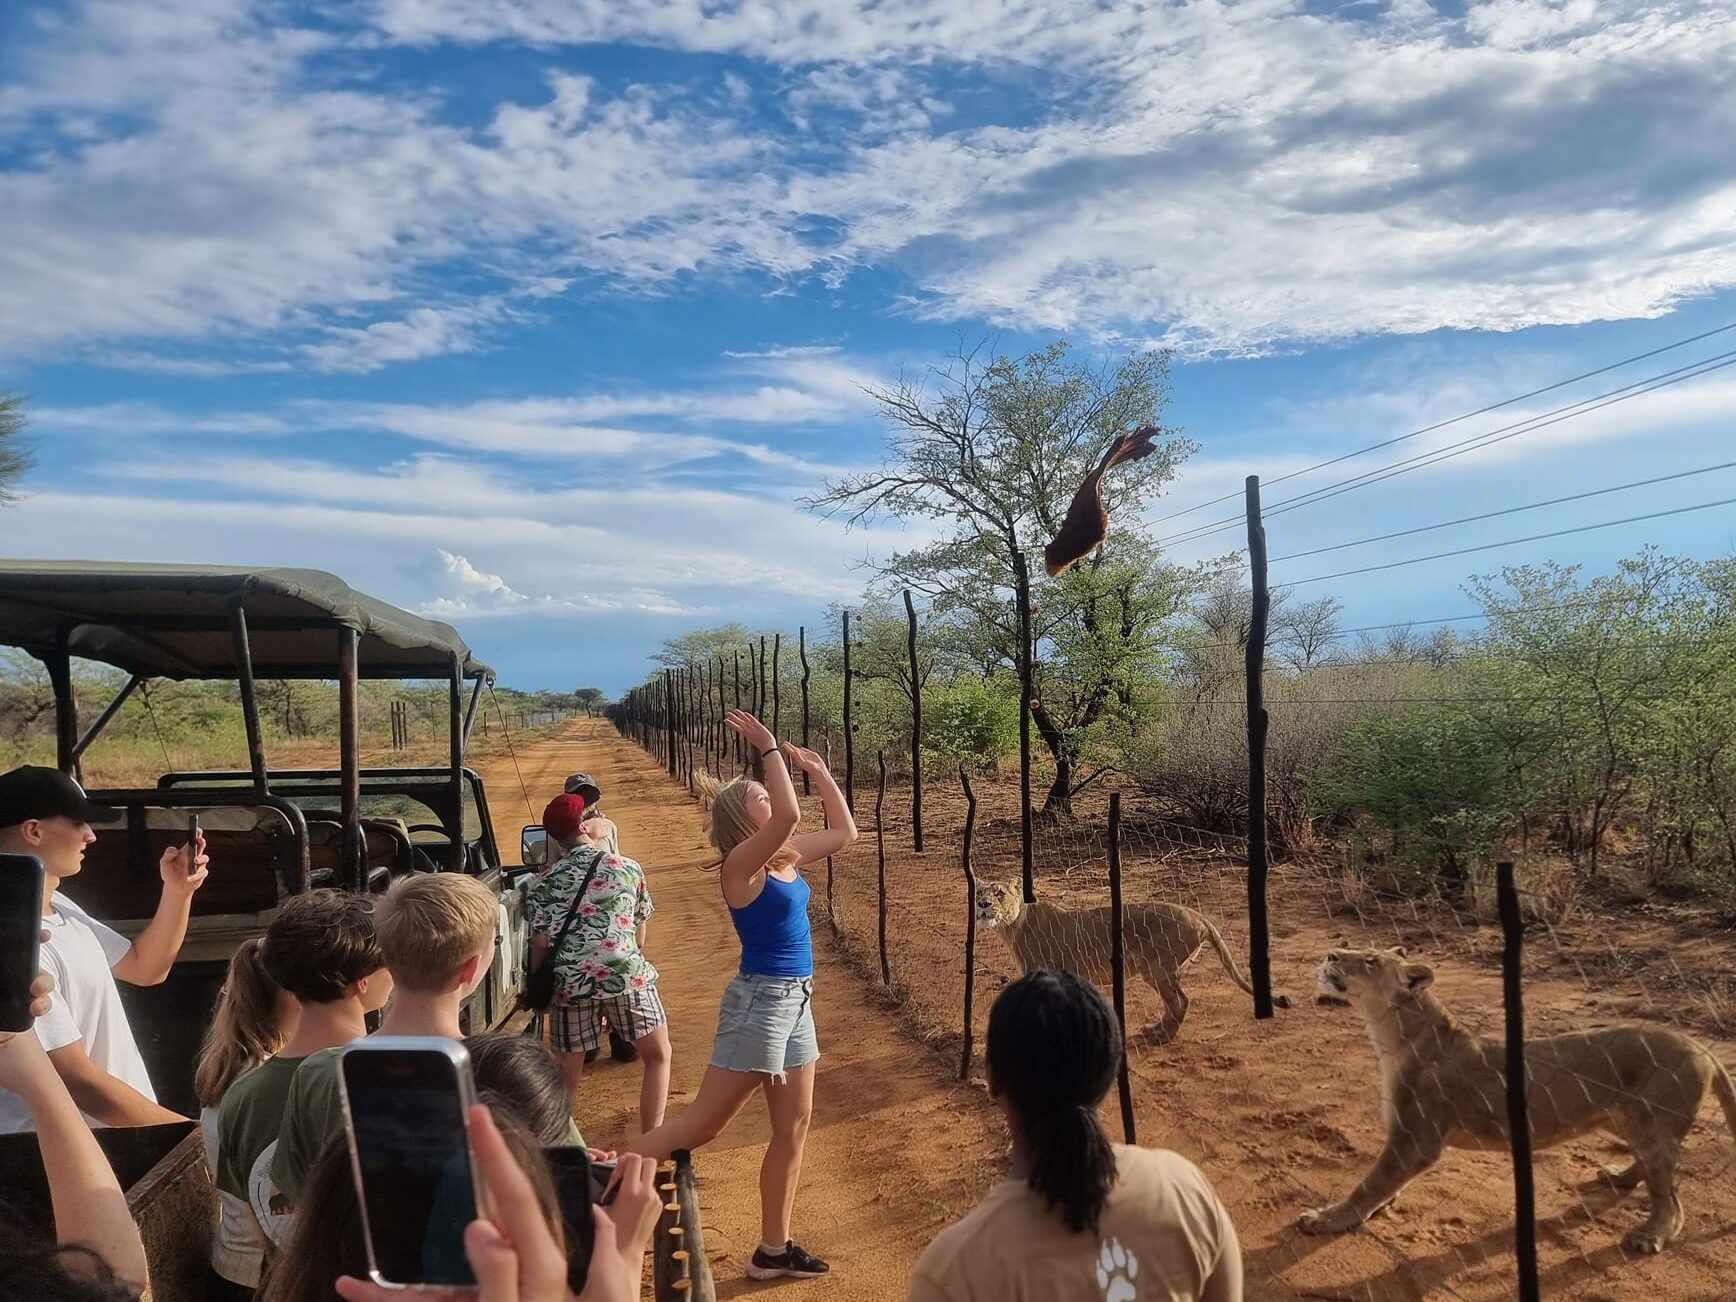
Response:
[0,562,531,1300]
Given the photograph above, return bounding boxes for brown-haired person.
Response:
[905,970,1243,1302]
[213,891,391,1299]
[196,940,298,1298]
[269,873,498,1209]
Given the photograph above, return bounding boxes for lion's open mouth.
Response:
[1315,969,1350,1006]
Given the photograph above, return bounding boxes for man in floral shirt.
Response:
[527,793,671,1133]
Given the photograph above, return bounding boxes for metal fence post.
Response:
[876,750,890,985]
[799,626,812,796]
[905,588,923,853]
[1108,792,1137,1144]
[1013,550,1035,904]
[1497,861,1541,1302]
[960,764,979,1081]
[1244,476,1275,1019]
[842,609,855,816]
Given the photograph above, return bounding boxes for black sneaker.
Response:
[747,1241,830,1280]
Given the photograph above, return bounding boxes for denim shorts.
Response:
[709,972,819,1079]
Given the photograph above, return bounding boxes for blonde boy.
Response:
[268,874,497,1208]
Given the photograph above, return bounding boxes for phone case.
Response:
[337,1036,481,1290]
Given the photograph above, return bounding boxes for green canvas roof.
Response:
[0,561,492,681]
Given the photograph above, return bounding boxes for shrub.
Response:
[922,680,1019,771]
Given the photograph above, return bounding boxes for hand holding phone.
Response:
[339,1038,480,1288]
[333,1119,665,1302]
[160,817,208,894]
[0,854,47,1035]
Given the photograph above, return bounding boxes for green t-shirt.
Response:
[216,1056,306,1201]
[269,1042,592,1206]
[270,1046,344,1204]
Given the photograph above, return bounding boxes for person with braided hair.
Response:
[906,970,1243,1302]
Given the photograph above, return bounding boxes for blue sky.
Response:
[2,0,1733,694]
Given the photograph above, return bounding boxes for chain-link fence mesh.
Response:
[611,653,1736,1301]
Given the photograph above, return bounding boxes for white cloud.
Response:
[2,0,1733,365]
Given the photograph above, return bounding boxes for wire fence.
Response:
[606,453,1736,1298]
[613,683,1736,1297]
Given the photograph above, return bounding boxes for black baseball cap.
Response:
[563,772,601,802]
[0,766,121,827]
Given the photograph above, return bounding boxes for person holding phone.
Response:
[0,765,207,1132]
[623,710,855,1282]
[904,970,1244,1302]
[0,960,149,1300]
[265,1103,661,1302]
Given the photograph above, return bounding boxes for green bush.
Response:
[922,680,1019,771]
[1307,703,1527,896]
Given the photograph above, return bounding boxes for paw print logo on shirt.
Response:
[1096,1237,1140,1302]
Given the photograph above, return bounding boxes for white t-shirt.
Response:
[0,891,155,1133]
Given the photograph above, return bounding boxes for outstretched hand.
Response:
[782,743,828,775]
[722,709,777,752]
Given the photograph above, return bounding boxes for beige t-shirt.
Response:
[905,1146,1238,1302]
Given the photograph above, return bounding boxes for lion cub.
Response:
[974,880,1282,1043]
[1303,946,1736,1254]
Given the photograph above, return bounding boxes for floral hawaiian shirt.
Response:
[525,845,657,1003]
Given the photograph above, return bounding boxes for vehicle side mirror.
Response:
[521,825,550,868]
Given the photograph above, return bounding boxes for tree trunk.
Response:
[1030,699,1074,816]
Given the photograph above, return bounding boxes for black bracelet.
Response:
[759,746,781,760]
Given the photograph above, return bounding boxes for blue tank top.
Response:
[729,872,813,978]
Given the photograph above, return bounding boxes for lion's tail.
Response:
[1198,914,1257,997]
[1712,1054,1736,1145]
[1195,912,1291,1008]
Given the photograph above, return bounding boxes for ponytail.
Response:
[986,970,1122,1234]
[194,938,289,1108]
[1027,1104,1118,1234]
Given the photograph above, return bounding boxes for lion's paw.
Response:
[1094,1237,1139,1302]
[1621,1227,1667,1255]
[1297,1204,1360,1235]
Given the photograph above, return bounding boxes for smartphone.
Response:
[0,854,46,1033]
[187,814,201,877]
[543,1146,597,1292]
[339,1038,480,1288]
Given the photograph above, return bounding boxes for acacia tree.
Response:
[1,392,31,505]
[807,340,1197,813]
[575,688,606,717]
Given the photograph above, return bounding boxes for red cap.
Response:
[542,792,588,842]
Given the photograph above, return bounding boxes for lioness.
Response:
[973,880,1284,1043]
[1302,946,1736,1254]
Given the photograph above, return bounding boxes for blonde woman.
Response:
[194,938,298,1300]
[625,709,855,1281]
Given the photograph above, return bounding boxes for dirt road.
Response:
[473,719,1003,1301]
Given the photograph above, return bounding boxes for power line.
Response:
[1269,461,1736,563]
[1274,497,1736,590]
[1149,319,1736,528]
[1158,348,1736,550]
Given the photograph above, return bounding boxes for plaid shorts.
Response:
[549,984,667,1053]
